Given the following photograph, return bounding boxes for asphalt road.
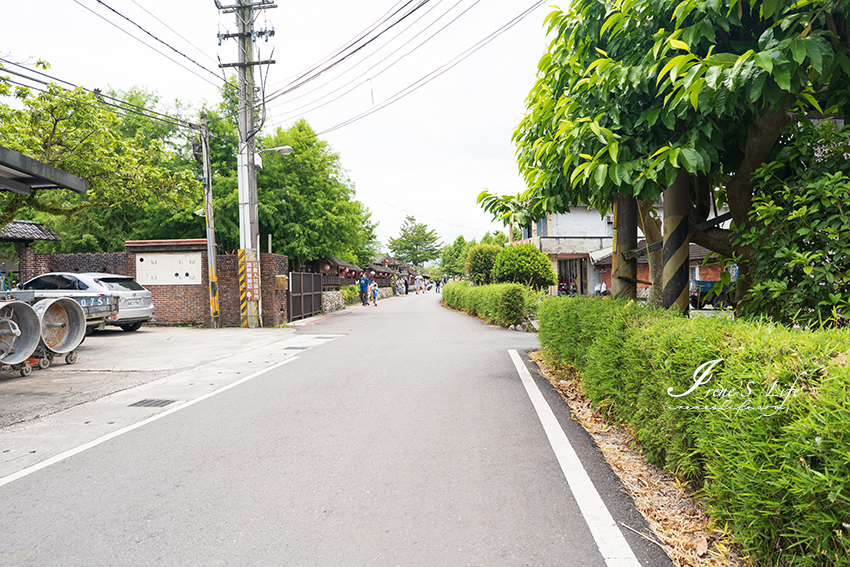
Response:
[0,292,671,566]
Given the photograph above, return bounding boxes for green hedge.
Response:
[442,281,530,327]
[539,297,850,566]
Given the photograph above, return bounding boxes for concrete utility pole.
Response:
[199,114,221,328]
[216,0,276,327]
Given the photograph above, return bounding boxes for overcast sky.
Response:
[1,0,553,250]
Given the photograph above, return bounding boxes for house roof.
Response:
[0,220,61,243]
[0,146,88,195]
[593,241,718,266]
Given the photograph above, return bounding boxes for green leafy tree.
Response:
[0,84,198,251]
[388,215,442,270]
[493,243,557,290]
[480,231,508,247]
[737,119,850,327]
[254,119,376,269]
[466,243,501,285]
[514,0,850,306]
[477,190,537,242]
[439,235,476,276]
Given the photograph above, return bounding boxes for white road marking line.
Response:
[0,357,298,489]
[509,349,641,567]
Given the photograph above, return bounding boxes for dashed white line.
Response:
[509,349,641,567]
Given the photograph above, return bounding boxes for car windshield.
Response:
[97,277,145,291]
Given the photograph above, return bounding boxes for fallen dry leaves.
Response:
[530,351,749,567]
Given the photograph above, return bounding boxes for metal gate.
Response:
[288,272,323,321]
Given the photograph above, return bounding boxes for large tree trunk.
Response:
[687,104,793,312]
[637,199,663,307]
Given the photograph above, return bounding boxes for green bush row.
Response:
[442,281,533,327]
[538,297,850,566]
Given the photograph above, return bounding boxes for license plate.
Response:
[127,299,141,307]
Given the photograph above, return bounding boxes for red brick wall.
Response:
[217,254,240,327]
[17,245,289,327]
[261,253,289,327]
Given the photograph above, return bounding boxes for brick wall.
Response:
[260,253,289,327]
[217,254,240,327]
[17,243,290,327]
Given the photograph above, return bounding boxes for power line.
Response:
[315,0,546,137]
[0,58,195,128]
[265,0,415,91]
[265,0,432,102]
[266,0,482,125]
[0,64,197,132]
[129,0,221,67]
[93,0,223,82]
[70,0,222,89]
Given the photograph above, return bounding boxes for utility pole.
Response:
[215,0,276,327]
[199,114,221,328]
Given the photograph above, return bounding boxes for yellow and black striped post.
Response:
[662,169,690,313]
[238,249,248,327]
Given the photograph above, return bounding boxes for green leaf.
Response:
[753,51,774,74]
[790,40,806,65]
[608,140,620,163]
[680,148,700,172]
[804,39,823,74]
[670,39,690,52]
[762,0,779,19]
[593,163,608,186]
[706,66,723,88]
[774,64,791,90]
[690,78,704,110]
[749,71,767,102]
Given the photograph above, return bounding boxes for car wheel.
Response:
[120,322,143,332]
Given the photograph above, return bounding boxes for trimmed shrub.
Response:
[538,297,850,565]
[466,243,501,285]
[493,243,557,290]
[442,281,529,327]
[341,285,359,305]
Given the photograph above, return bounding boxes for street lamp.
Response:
[254,145,293,170]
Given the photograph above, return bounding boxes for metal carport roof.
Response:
[0,146,88,195]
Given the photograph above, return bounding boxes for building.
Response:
[529,205,613,295]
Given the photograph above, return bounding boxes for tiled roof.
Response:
[0,220,61,242]
[593,241,717,265]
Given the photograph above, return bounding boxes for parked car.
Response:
[16,272,154,331]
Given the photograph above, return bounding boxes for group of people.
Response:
[358,274,380,306]
[361,272,449,306]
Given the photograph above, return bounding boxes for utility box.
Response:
[274,275,289,291]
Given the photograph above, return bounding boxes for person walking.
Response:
[358,274,370,306]
[371,281,379,306]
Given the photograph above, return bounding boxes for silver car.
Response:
[17,272,154,331]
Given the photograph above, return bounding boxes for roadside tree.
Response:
[513,0,850,307]
[0,84,198,251]
[388,215,441,271]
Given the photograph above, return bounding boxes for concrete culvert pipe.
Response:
[0,301,41,365]
[33,298,86,354]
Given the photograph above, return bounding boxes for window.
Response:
[22,274,83,290]
[97,277,145,291]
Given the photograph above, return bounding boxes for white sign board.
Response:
[136,253,202,285]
